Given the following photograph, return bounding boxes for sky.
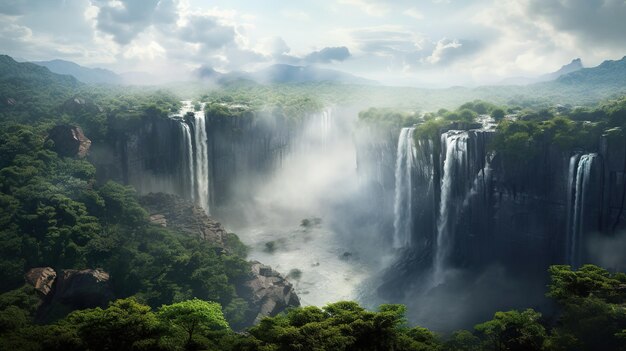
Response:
[1,0,625,87]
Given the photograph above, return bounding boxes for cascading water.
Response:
[192,103,211,215]
[180,122,195,201]
[171,101,211,213]
[392,127,416,249]
[433,131,468,285]
[566,153,596,268]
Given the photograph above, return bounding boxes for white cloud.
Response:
[339,0,389,17]
[403,8,424,20]
[424,38,461,64]
[281,9,310,21]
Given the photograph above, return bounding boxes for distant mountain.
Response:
[32,59,121,84]
[540,58,583,82]
[499,58,583,85]
[556,56,626,86]
[0,55,79,88]
[0,55,79,110]
[194,63,376,85]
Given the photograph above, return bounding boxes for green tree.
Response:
[492,108,506,122]
[159,299,229,349]
[65,298,164,351]
[474,309,546,351]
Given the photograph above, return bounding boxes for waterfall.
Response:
[320,108,332,144]
[392,127,416,249]
[433,131,468,285]
[193,103,211,215]
[566,153,596,268]
[180,122,195,201]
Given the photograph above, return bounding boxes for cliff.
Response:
[362,123,626,298]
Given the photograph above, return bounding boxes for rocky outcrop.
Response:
[54,269,113,309]
[140,193,300,327]
[24,267,56,296]
[24,267,114,320]
[140,192,228,246]
[238,261,300,326]
[47,125,91,158]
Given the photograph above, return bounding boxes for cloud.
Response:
[259,36,291,58]
[304,47,351,64]
[94,0,178,45]
[424,38,481,65]
[525,0,626,47]
[177,13,236,50]
[0,0,22,15]
[404,8,424,20]
[346,26,424,56]
[281,9,310,21]
[339,0,390,16]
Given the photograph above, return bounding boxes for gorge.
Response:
[87,97,626,331]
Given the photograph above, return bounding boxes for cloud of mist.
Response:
[219,106,396,305]
[587,231,626,271]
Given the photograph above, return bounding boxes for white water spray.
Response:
[193,103,210,215]
[433,131,468,285]
[393,127,416,249]
[180,122,195,201]
[566,153,596,268]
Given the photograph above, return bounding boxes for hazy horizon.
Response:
[2,0,626,87]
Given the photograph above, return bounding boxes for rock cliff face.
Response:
[102,115,191,197]
[357,123,626,298]
[47,125,92,158]
[206,111,296,208]
[90,110,303,214]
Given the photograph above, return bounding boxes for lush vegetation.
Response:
[0,55,254,330]
[201,85,324,121]
[491,96,626,162]
[1,264,624,350]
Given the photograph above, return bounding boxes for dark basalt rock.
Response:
[47,124,91,158]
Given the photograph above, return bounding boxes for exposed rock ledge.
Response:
[140,192,228,247]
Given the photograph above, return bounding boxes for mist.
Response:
[588,231,626,272]
[214,105,395,306]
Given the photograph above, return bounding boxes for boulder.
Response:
[47,125,91,158]
[54,269,114,309]
[24,267,115,321]
[24,267,57,296]
[239,261,300,326]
